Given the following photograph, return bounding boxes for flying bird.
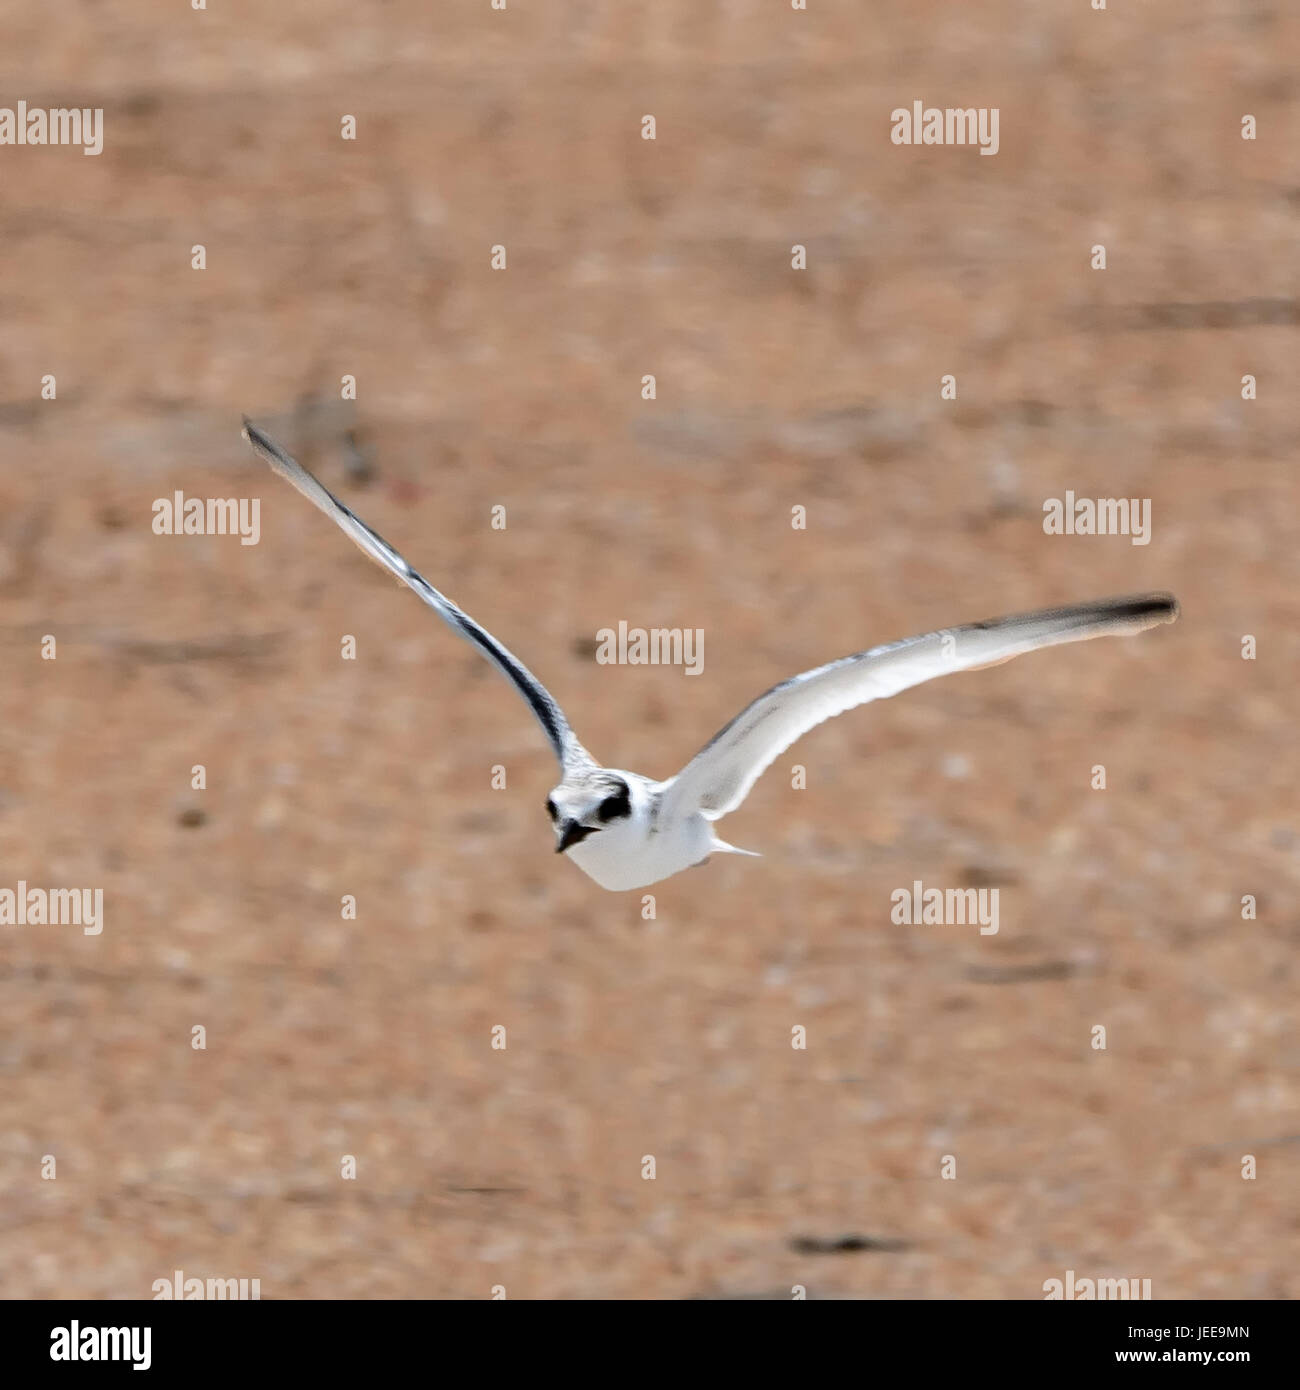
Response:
[244,420,1178,891]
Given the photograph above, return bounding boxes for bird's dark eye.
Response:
[597,786,630,822]
[545,798,558,821]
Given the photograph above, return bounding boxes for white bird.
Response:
[244,420,1179,891]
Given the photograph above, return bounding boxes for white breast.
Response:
[564,805,714,891]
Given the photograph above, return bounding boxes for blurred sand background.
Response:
[1,2,1297,1298]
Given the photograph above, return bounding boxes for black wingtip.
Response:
[1131,592,1179,624]
[241,417,281,463]
[1089,593,1179,626]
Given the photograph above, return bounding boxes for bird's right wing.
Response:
[243,419,593,773]
[660,594,1178,823]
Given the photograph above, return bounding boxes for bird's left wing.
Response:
[660,594,1178,822]
[243,419,593,772]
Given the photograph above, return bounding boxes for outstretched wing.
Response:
[243,419,592,772]
[661,594,1178,822]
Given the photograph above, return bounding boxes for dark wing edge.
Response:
[243,418,591,772]
[662,593,1179,821]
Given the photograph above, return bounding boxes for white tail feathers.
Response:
[711,838,762,858]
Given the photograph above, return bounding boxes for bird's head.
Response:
[546,774,634,854]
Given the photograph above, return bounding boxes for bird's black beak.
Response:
[556,820,594,854]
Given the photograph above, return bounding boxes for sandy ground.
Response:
[1,2,1298,1298]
